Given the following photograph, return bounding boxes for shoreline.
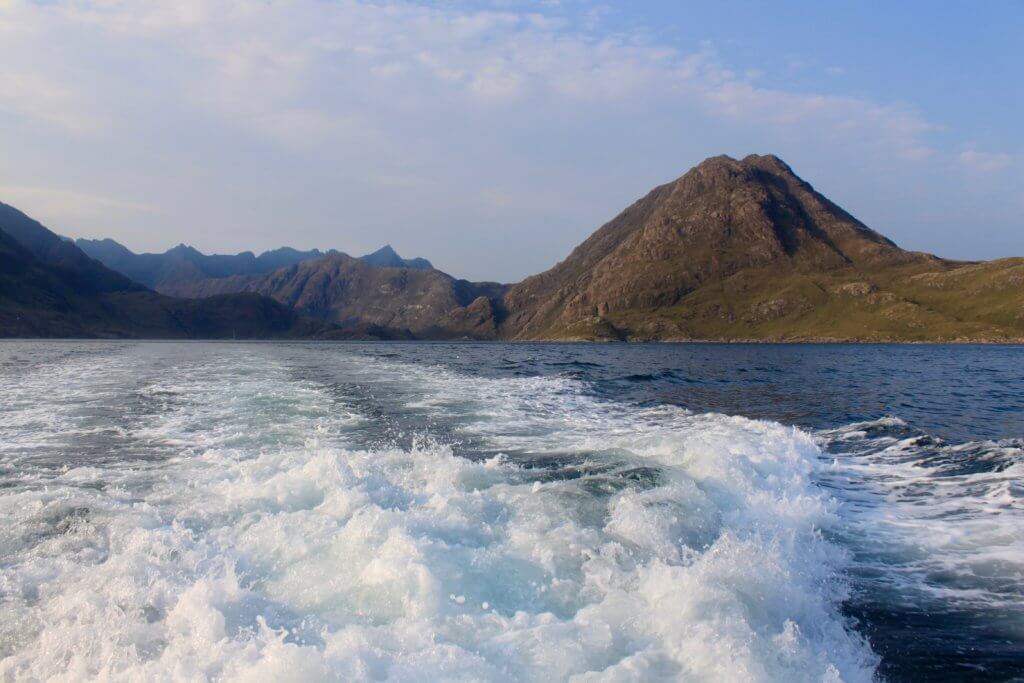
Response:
[3,336,1024,345]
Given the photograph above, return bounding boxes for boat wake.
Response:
[2,342,1021,681]
[0,344,880,681]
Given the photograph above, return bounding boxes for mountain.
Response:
[75,238,337,292]
[0,203,334,339]
[77,237,434,295]
[359,244,434,271]
[499,154,1024,342]
[1,203,145,295]
[165,253,506,339]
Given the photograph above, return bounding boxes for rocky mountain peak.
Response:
[359,244,434,271]
[501,154,920,338]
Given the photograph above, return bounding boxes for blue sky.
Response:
[0,0,1020,281]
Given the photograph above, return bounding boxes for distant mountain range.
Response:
[4,154,1023,341]
[0,202,331,339]
[74,238,433,293]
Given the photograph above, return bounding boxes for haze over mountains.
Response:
[3,154,1023,341]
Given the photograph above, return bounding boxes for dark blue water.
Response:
[347,342,1024,443]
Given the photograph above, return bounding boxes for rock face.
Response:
[0,203,333,339]
[498,154,1024,342]
[166,253,506,339]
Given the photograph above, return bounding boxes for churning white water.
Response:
[4,341,1016,681]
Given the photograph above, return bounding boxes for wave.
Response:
[0,344,879,681]
[819,417,1024,608]
[816,418,1024,678]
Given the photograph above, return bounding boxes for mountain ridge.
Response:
[359,244,434,271]
[0,202,339,339]
[75,237,435,294]
[163,252,507,339]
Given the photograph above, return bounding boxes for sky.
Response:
[0,0,1021,282]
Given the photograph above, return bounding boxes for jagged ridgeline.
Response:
[3,154,1023,340]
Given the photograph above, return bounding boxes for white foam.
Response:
[0,344,878,681]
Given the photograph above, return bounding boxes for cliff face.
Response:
[498,155,1023,342]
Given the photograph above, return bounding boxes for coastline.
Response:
[3,336,1024,345]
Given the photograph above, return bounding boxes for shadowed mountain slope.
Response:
[0,205,335,339]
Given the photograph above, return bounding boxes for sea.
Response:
[0,341,1021,682]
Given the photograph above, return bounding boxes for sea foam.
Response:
[0,344,878,681]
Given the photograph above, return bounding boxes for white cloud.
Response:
[959,149,1013,174]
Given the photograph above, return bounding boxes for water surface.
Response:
[0,341,1021,681]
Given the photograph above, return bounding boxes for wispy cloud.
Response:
[959,148,1014,174]
[0,0,1016,276]
[0,0,939,156]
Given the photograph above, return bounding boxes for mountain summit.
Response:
[359,245,434,271]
